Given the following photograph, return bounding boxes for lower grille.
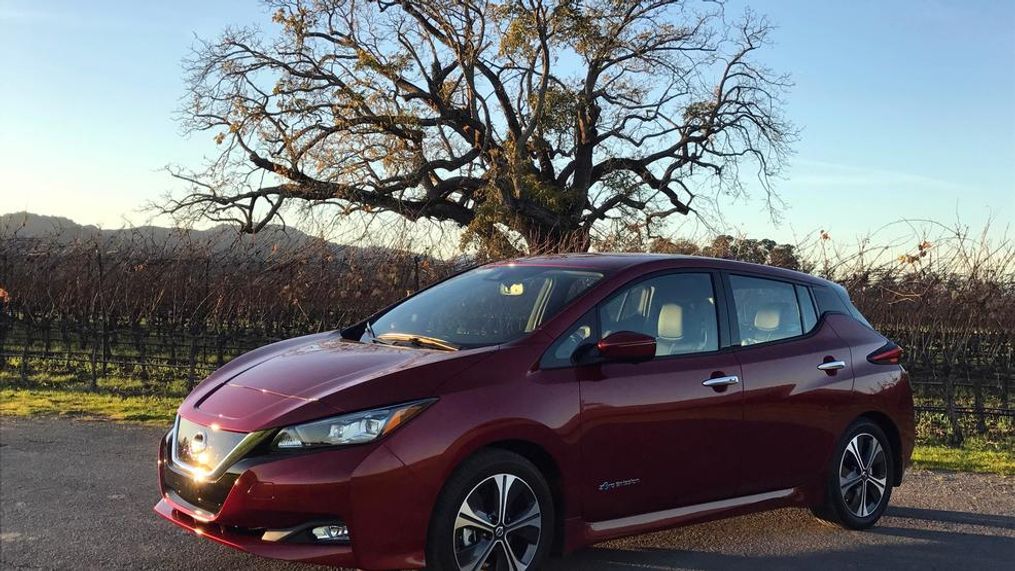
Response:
[161,436,238,514]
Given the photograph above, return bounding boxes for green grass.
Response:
[0,388,178,425]
[1,384,1012,476]
[912,443,1015,476]
[0,360,194,396]
[910,399,1014,475]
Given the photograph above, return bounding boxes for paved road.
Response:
[2,417,1013,570]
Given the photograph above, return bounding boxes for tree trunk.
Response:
[60,316,71,370]
[19,319,32,385]
[132,320,149,384]
[521,223,591,255]
[943,372,965,448]
[89,327,99,391]
[0,305,7,372]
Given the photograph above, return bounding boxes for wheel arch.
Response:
[435,438,569,557]
[486,439,566,554]
[856,411,904,486]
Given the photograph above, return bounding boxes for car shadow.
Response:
[885,505,1015,530]
[544,508,1015,570]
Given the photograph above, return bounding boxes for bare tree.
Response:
[164,0,794,253]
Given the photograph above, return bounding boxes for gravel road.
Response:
[2,416,1013,570]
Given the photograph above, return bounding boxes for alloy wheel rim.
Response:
[839,432,888,518]
[453,473,542,571]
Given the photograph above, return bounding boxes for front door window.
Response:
[598,273,719,357]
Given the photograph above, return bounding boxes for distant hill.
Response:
[0,211,393,260]
[0,213,90,237]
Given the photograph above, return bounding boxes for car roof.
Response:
[491,252,831,286]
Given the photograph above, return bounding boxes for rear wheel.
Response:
[812,419,894,529]
[426,449,554,570]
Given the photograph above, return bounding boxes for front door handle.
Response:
[702,375,740,387]
[817,360,847,371]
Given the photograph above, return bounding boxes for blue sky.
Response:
[0,0,1012,247]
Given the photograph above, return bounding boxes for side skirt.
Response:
[580,488,804,546]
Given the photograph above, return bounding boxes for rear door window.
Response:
[729,275,804,346]
[796,285,818,332]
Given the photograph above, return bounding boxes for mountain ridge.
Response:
[0,211,376,258]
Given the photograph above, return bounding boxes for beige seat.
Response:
[755,305,782,331]
[656,303,685,356]
[748,303,792,344]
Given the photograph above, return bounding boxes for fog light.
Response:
[311,524,349,541]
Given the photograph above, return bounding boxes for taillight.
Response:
[868,341,903,365]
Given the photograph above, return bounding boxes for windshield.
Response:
[363,266,604,348]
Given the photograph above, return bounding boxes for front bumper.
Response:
[154,499,355,566]
[154,429,431,569]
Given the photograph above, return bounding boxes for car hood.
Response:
[178,332,492,432]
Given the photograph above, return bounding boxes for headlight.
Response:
[272,399,435,449]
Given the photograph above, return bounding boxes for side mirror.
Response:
[597,331,656,362]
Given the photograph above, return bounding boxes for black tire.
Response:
[426,449,555,571]
[812,419,895,530]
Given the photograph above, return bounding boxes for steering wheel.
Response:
[555,325,592,360]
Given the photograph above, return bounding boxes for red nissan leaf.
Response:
[155,254,914,570]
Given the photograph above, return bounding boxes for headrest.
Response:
[658,303,684,339]
[754,304,784,331]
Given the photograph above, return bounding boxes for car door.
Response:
[566,271,744,522]
[725,273,856,496]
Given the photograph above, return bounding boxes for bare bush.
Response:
[0,227,460,393]
[807,224,1015,446]
[1,221,1011,446]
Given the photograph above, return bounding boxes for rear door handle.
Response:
[702,375,740,387]
[817,360,847,371]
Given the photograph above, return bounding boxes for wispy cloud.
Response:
[0,4,64,22]
[0,3,136,30]
[789,159,972,192]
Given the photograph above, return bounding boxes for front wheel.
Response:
[812,419,894,529]
[426,449,554,570]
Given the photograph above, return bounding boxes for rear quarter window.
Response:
[834,286,874,328]
[812,284,874,329]
[812,285,849,315]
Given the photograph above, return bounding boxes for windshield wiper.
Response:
[375,332,459,351]
[363,319,385,344]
